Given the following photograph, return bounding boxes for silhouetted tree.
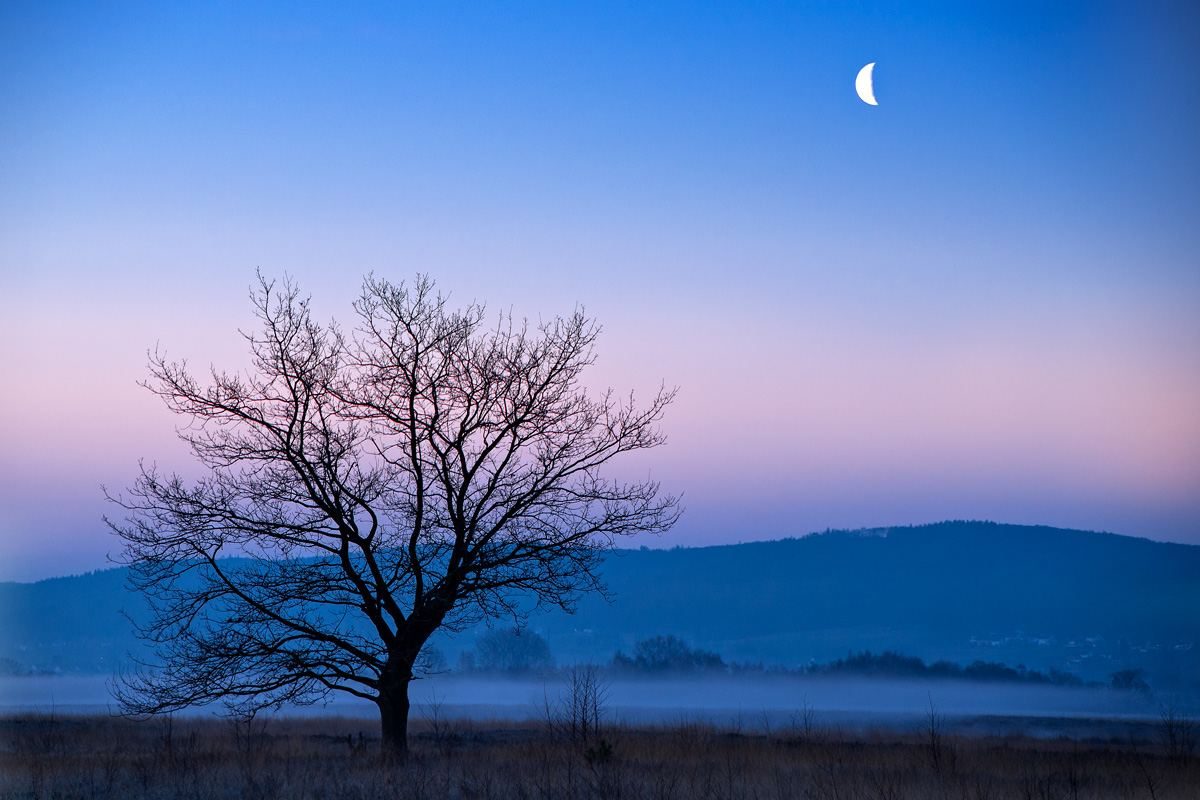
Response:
[612,634,724,672]
[107,274,678,756]
[1110,668,1150,692]
[471,627,554,673]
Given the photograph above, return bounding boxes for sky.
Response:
[1,1,1198,581]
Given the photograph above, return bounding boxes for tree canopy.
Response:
[108,274,678,753]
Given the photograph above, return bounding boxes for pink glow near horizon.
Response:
[7,281,1196,582]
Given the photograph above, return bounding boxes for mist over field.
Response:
[0,673,1159,733]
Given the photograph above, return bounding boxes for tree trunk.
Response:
[378,674,412,758]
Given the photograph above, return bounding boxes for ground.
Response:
[2,713,1195,799]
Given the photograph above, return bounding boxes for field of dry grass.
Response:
[2,711,1196,800]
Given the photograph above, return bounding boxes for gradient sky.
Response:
[2,1,1198,581]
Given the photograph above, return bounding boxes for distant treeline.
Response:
[768,649,1111,689]
[451,630,1152,690]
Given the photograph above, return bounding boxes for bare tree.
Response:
[538,663,610,751]
[1159,697,1196,762]
[107,274,679,755]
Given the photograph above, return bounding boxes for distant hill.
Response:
[532,522,1200,685]
[3,522,1197,685]
[0,567,147,676]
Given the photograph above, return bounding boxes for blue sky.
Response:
[1,1,1198,580]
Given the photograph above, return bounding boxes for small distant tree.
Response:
[472,627,554,673]
[418,644,449,675]
[107,274,679,756]
[613,635,724,672]
[1110,668,1150,692]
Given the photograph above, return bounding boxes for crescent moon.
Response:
[855,62,877,105]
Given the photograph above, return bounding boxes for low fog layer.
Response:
[1,674,1159,731]
[418,675,1159,725]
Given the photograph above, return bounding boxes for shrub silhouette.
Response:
[612,635,725,672]
[470,627,554,673]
